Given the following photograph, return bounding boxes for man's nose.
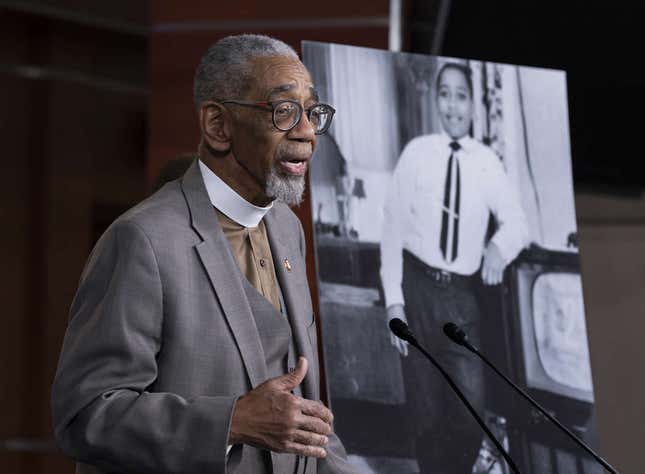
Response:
[288,111,316,142]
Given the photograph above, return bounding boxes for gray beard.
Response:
[265,166,306,206]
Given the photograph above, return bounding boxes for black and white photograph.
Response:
[303,41,600,474]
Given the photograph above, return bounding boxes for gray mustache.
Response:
[277,143,313,159]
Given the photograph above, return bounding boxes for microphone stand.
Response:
[390,320,521,473]
[444,323,618,474]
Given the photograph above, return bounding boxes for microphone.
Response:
[444,322,476,352]
[443,322,618,474]
[388,318,416,343]
[443,322,469,345]
[389,318,520,474]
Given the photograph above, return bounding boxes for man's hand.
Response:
[386,304,409,357]
[229,357,332,458]
[481,241,506,286]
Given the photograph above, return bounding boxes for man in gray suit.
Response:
[52,34,355,474]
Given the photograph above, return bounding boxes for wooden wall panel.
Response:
[5,0,148,29]
[0,70,35,474]
[152,0,389,22]
[576,194,645,474]
[0,8,147,473]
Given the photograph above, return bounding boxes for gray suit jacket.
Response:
[51,160,355,474]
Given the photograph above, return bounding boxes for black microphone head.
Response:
[443,322,468,346]
[389,318,415,343]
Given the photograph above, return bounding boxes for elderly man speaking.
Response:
[52,34,357,474]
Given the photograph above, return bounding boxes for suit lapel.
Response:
[181,160,267,389]
[264,209,317,400]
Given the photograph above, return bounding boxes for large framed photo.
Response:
[303,42,600,474]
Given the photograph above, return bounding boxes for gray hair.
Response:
[193,34,299,107]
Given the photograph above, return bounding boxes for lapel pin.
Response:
[284,258,292,272]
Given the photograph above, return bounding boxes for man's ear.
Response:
[199,101,232,153]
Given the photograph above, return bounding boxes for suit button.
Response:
[259,258,266,267]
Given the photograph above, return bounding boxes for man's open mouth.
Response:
[279,158,309,176]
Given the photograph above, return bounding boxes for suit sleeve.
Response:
[51,219,236,474]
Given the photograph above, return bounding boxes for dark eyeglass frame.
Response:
[219,99,335,135]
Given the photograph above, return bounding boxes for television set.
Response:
[515,266,594,403]
[503,248,601,473]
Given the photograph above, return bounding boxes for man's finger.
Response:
[281,441,327,458]
[297,413,333,435]
[273,356,308,391]
[299,399,333,425]
[291,429,329,447]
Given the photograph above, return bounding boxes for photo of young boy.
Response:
[379,61,529,473]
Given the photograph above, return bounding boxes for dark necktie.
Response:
[440,140,461,263]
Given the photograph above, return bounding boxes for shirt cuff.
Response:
[225,397,241,462]
[383,285,405,309]
[386,303,406,320]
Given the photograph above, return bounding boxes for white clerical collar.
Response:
[198,159,273,228]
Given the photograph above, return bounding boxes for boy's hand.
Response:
[482,242,505,285]
[386,304,409,357]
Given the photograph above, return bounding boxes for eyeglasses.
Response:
[220,99,335,135]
